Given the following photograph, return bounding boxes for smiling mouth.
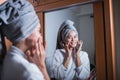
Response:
[71,42,77,45]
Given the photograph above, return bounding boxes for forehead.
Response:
[68,30,77,35]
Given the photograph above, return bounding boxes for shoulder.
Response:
[3,54,44,80]
[55,49,65,53]
[4,51,28,68]
[2,47,44,79]
[79,51,88,57]
[54,49,65,56]
[53,49,65,61]
[3,46,39,73]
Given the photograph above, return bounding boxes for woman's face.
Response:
[66,30,78,48]
[26,24,42,49]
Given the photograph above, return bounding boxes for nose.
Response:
[71,37,74,41]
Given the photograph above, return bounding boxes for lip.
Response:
[71,42,77,45]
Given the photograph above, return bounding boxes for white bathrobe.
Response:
[1,46,44,80]
[51,49,90,80]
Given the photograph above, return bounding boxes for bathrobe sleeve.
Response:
[75,51,90,80]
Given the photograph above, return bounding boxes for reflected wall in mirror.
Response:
[45,3,96,79]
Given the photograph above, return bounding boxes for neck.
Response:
[0,0,7,5]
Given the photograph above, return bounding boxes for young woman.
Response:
[51,20,90,80]
[0,0,50,80]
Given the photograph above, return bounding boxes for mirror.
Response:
[45,3,96,79]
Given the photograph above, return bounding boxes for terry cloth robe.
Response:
[1,46,44,80]
[51,49,90,80]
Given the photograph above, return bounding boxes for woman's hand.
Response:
[63,43,72,68]
[64,43,72,58]
[75,40,83,56]
[74,40,83,67]
[26,38,46,68]
[26,39,50,80]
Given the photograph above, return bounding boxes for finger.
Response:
[78,40,83,51]
[35,41,39,56]
[66,41,70,46]
[38,38,44,55]
[31,48,35,57]
[41,43,45,55]
[79,40,83,49]
[38,38,41,52]
[64,44,69,51]
[38,38,42,51]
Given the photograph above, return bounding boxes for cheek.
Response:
[75,38,78,42]
[74,38,78,45]
[66,39,71,43]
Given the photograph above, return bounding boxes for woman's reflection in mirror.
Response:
[0,0,50,80]
[50,20,90,80]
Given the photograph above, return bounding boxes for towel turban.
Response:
[0,0,40,63]
[0,0,39,44]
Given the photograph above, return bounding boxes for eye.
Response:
[67,35,71,39]
[74,35,77,38]
[74,34,78,38]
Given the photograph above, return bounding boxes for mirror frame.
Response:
[34,0,116,80]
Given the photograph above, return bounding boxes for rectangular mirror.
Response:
[45,3,96,80]
[45,3,95,63]
[36,0,106,80]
